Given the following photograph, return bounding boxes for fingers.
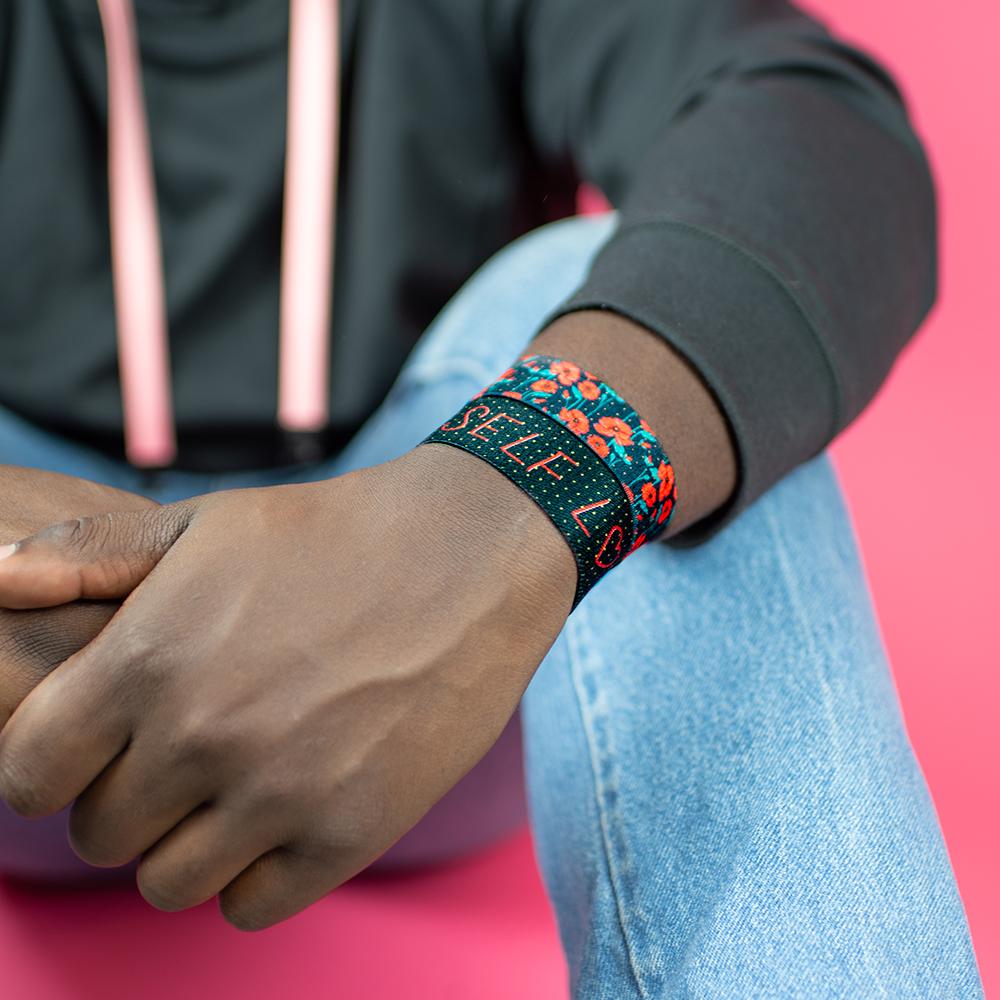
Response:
[0,632,132,818]
[136,802,285,915]
[68,734,215,868]
[0,466,157,540]
[218,845,348,932]
[0,601,116,726]
[0,502,195,609]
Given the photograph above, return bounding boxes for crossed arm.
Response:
[0,0,934,930]
[0,314,733,929]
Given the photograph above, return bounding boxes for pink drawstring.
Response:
[97,0,341,467]
[279,0,340,433]
[97,0,176,467]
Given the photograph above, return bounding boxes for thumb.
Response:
[0,501,196,609]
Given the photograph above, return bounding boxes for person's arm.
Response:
[0,0,937,932]
[528,311,738,539]
[511,0,937,540]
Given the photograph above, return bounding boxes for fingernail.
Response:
[0,544,16,561]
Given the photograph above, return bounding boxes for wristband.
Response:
[420,354,677,609]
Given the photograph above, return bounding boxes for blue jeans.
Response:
[0,214,982,998]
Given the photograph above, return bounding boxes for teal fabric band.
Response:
[421,354,677,609]
[495,354,677,548]
[421,394,634,609]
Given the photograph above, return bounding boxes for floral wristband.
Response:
[420,354,677,609]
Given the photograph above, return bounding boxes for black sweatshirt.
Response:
[0,0,936,543]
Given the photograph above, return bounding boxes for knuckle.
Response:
[244,775,300,816]
[107,627,171,705]
[114,626,160,674]
[168,712,242,772]
[37,515,107,554]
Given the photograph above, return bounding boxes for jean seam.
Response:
[759,491,892,1000]
[565,603,656,1000]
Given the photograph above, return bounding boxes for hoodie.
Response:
[0,0,937,543]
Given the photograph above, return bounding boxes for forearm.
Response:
[408,305,740,627]
[522,1,936,542]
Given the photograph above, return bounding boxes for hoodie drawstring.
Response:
[96,0,341,468]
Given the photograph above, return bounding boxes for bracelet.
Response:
[420,354,676,609]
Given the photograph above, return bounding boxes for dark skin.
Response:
[535,312,737,535]
[0,467,158,727]
[0,310,736,930]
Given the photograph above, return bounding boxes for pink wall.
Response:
[804,0,999,990]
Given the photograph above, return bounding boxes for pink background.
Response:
[818,0,999,991]
[0,0,996,996]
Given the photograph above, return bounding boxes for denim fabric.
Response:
[0,214,982,997]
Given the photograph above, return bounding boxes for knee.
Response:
[559,449,881,707]
[471,212,620,304]
[403,212,621,385]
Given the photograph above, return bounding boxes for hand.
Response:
[0,445,574,929]
[0,467,156,725]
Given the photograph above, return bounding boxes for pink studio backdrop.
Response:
[813,0,999,991]
[0,1,996,997]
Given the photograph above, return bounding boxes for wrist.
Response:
[396,443,577,622]
[532,310,737,537]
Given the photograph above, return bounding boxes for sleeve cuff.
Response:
[532,217,844,546]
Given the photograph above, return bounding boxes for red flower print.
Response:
[499,366,516,381]
[472,389,486,399]
[531,378,558,394]
[657,497,674,523]
[551,360,581,385]
[559,407,590,435]
[641,482,657,507]
[628,533,647,554]
[578,380,600,400]
[640,418,654,434]
[595,416,633,447]
[502,390,522,399]
[587,434,610,458]
[658,463,675,501]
